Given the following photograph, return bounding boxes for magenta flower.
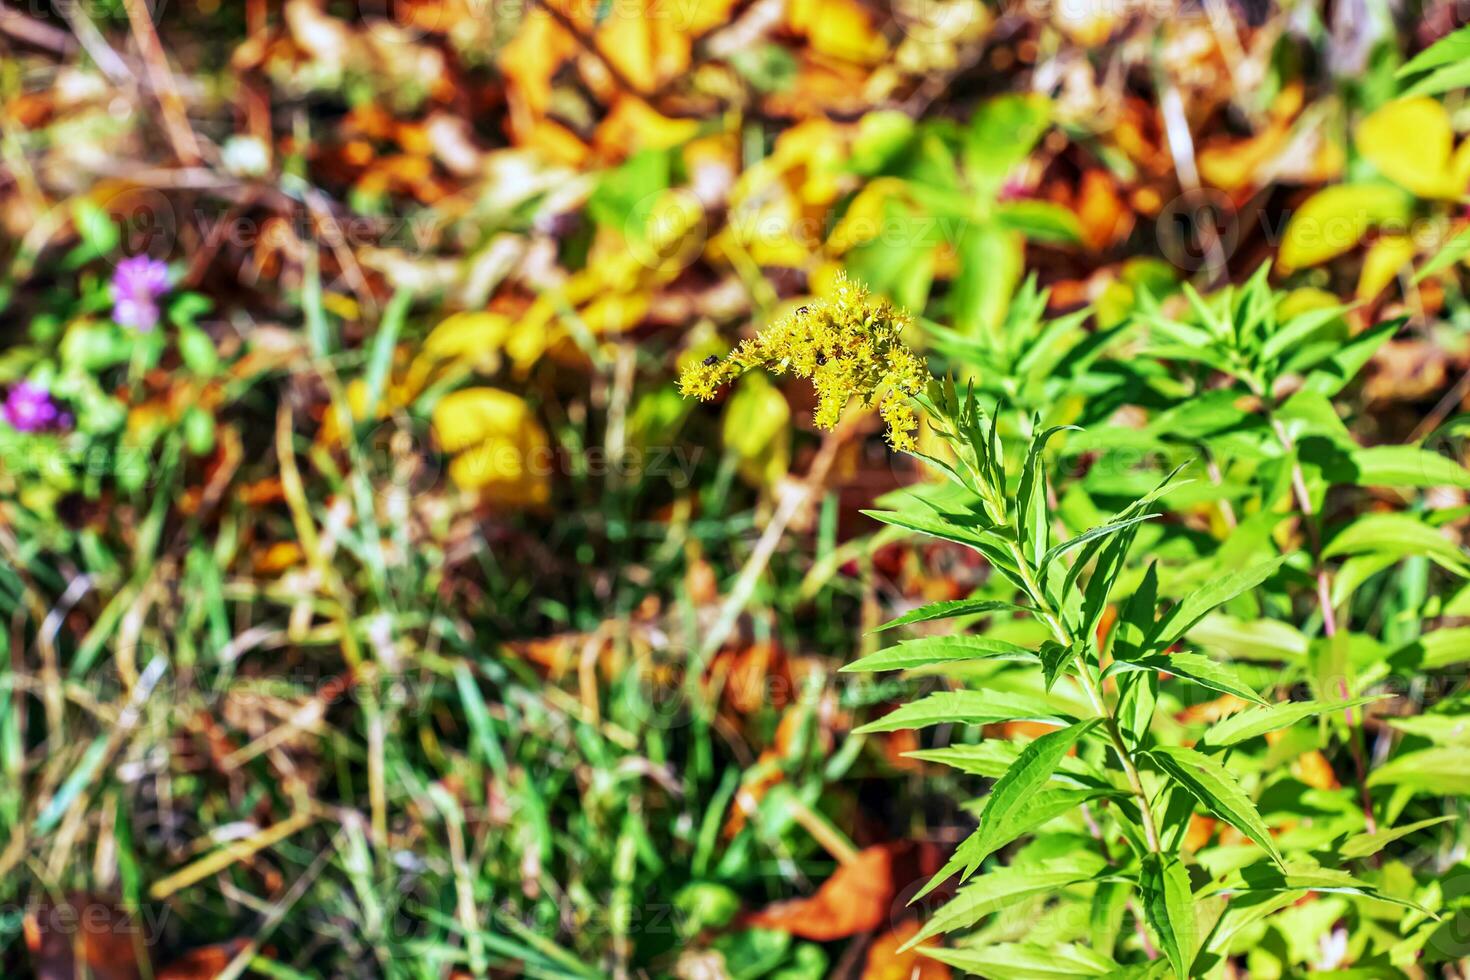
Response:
[3,381,65,433]
[110,255,171,331]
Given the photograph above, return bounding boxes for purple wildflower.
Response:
[3,381,64,433]
[110,255,171,331]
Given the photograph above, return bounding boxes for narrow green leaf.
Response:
[1398,23,1470,77]
[861,508,1000,551]
[873,597,1032,633]
[963,719,1102,871]
[1017,423,1078,566]
[1366,746,1470,795]
[901,855,1108,950]
[1338,815,1455,860]
[922,942,1118,978]
[853,690,1075,734]
[1148,746,1283,864]
[1343,446,1470,490]
[1139,852,1197,980]
[1153,558,1286,649]
[1415,222,1470,284]
[1040,641,1081,690]
[994,200,1085,244]
[1203,892,1298,955]
[362,289,413,421]
[1385,713,1470,743]
[1199,696,1382,747]
[1187,615,1309,664]
[1221,863,1435,916]
[1300,318,1400,397]
[842,635,1035,672]
[915,786,1114,902]
[1106,653,1269,706]
[1324,512,1470,576]
[1261,304,1352,363]
[1090,879,1131,957]
[1390,626,1470,671]
[1061,467,1188,600]
[1042,513,1158,570]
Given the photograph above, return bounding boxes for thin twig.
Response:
[120,0,203,165]
[0,3,77,56]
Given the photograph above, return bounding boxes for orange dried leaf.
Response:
[862,920,950,980]
[744,844,897,940]
[156,942,250,980]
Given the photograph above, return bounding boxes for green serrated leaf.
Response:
[1106,653,1269,706]
[842,635,1036,672]
[853,690,1075,734]
[922,941,1118,978]
[1139,852,1197,980]
[915,786,1115,903]
[873,598,1033,632]
[901,855,1108,950]
[1044,514,1159,570]
[959,719,1103,885]
[1199,696,1382,747]
[1148,746,1283,865]
[1153,558,1287,649]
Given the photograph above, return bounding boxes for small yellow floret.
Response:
[678,276,930,451]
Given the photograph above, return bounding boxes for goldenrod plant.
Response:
[684,275,1467,977]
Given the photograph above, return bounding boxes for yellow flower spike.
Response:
[678,276,931,450]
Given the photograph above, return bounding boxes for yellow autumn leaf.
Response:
[828,178,910,252]
[1453,141,1470,197]
[788,0,888,64]
[1200,118,1291,192]
[1357,234,1417,301]
[1276,286,1342,320]
[594,1,682,95]
[500,9,577,119]
[580,292,651,335]
[723,373,790,487]
[422,311,512,369]
[1356,97,1462,199]
[712,119,852,269]
[1276,183,1411,273]
[627,188,708,273]
[595,97,701,157]
[432,388,551,506]
[710,192,813,268]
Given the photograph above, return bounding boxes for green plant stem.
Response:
[1261,403,1379,832]
[1267,413,1339,638]
[1006,542,1163,854]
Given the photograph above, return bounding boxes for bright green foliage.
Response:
[805,268,1470,976]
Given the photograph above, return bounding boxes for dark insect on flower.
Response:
[702,355,719,366]
[796,306,809,315]
[816,353,827,366]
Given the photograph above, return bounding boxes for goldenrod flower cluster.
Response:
[679,277,931,451]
